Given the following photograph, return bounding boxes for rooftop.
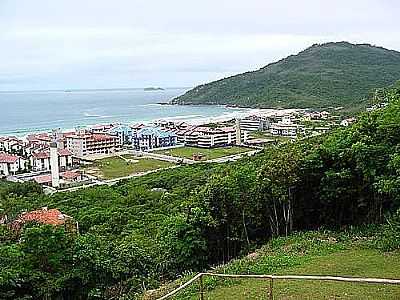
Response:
[0,153,19,163]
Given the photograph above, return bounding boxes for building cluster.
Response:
[0,108,349,187]
[0,132,83,188]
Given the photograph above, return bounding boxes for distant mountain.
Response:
[171,42,400,110]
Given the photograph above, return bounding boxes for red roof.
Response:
[0,153,19,163]
[88,134,117,142]
[10,208,69,230]
[61,171,81,180]
[32,148,72,159]
[33,175,52,184]
[58,149,72,156]
[27,133,51,143]
[32,152,50,159]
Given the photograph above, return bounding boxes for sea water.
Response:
[0,88,249,136]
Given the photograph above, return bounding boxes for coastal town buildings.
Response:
[132,127,177,151]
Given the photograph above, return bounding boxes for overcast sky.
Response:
[0,0,398,91]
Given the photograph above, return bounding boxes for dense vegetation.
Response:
[172,42,400,110]
[0,85,399,299]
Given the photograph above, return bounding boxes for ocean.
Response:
[0,88,249,136]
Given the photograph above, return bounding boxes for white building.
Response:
[270,117,304,137]
[65,132,120,157]
[184,126,248,148]
[239,116,270,131]
[0,153,26,176]
[132,127,177,151]
[30,149,73,172]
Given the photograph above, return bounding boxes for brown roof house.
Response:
[9,207,78,234]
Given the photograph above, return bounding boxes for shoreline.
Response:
[0,106,303,139]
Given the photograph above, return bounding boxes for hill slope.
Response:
[146,229,400,299]
[171,42,400,109]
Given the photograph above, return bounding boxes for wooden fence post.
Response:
[269,277,273,300]
[199,274,204,300]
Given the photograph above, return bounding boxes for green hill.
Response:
[171,42,400,110]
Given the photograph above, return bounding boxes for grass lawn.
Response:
[150,231,400,300]
[154,146,252,161]
[196,249,400,299]
[82,155,174,179]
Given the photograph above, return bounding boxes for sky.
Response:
[0,0,399,91]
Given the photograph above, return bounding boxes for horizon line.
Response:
[0,86,193,93]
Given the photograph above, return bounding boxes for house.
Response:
[8,207,78,233]
[0,136,23,153]
[0,153,26,176]
[340,118,357,127]
[26,133,52,145]
[133,127,177,151]
[30,148,73,171]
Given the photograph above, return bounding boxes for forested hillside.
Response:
[0,85,399,299]
[172,42,400,110]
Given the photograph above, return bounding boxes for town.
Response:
[0,108,356,192]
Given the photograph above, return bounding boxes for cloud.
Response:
[0,0,399,90]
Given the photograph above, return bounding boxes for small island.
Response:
[144,87,164,91]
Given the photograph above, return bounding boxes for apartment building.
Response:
[132,127,177,151]
[65,132,120,157]
[239,116,270,131]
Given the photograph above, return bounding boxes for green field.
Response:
[154,146,252,161]
[82,155,174,179]
[148,230,400,300]
[194,250,400,300]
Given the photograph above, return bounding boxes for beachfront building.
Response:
[30,148,73,172]
[65,132,120,157]
[239,116,270,132]
[270,116,304,138]
[0,153,26,176]
[107,125,133,145]
[184,126,248,148]
[132,127,177,151]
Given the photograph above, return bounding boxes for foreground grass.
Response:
[197,249,400,299]
[154,146,252,160]
[82,156,174,179]
[146,230,400,300]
